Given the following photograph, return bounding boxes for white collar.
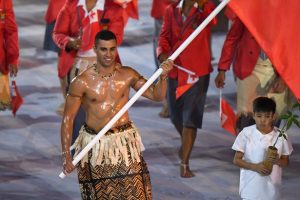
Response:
[177,0,198,9]
[77,0,105,16]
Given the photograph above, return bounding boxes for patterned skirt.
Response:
[74,122,152,200]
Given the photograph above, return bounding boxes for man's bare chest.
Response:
[83,80,130,104]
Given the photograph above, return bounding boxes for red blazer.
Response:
[0,0,19,74]
[157,1,216,79]
[151,0,174,20]
[218,18,260,80]
[53,0,125,78]
[44,0,66,24]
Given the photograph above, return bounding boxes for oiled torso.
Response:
[73,66,138,132]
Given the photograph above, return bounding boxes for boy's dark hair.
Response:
[94,30,117,45]
[253,97,276,114]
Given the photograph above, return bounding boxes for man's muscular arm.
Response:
[61,77,85,174]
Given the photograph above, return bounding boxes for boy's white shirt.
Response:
[232,125,293,200]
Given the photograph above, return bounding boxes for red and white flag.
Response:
[174,64,198,99]
[80,10,101,51]
[229,0,300,99]
[11,80,24,117]
[220,90,236,136]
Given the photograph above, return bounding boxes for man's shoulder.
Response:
[78,66,96,78]
[71,67,94,84]
[119,66,137,74]
[117,66,141,80]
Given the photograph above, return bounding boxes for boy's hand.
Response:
[255,162,271,176]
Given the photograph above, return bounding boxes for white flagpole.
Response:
[59,0,230,179]
[219,89,222,121]
[173,64,196,75]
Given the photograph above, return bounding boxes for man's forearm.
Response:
[153,76,168,101]
[61,119,74,156]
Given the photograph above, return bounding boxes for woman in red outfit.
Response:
[0,0,19,110]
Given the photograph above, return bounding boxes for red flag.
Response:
[124,0,138,20]
[229,0,300,99]
[176,73,199,99]
[114,0,138,24]
[220,98,236,136]
[176,84,192,99]
[11,80,24,117]
[80,11,101,51]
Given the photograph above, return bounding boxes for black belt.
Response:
[83,122,133,136]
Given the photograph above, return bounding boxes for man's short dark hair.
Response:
[253,97,276,114]
[94,30,117,45]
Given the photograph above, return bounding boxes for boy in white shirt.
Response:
[232,97,293,200]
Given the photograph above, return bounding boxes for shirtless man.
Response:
[61,30,172,200]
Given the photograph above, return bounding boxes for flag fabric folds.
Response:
[114,0,139,24]
[176,73,199,99]
[80,10,101,51]
[11,80,23,117]
[124,0,138,20]
[220,92,236,136]
[229,0,300,99]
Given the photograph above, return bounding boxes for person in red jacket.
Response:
[151,0,177,118]
[158,0,216,178]
[215,17,290,133]
[151,0,177,68]
[0,0,19,110]
[43,0,66,115]
[44,0,66,53]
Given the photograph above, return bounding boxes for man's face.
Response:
[94,39,117,68]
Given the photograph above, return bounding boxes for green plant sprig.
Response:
[273,102,300,147]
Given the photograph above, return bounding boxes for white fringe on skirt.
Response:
[73,123,145,167]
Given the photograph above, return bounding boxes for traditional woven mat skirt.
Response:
[74,122,152,200]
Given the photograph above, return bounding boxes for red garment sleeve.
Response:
[106,3,125,45]
[5,0,19,66]
[203,1,217,26]
[157,6,173,58]
[218,18,244,71]
[52,3,73,51]
[44,0,66,23]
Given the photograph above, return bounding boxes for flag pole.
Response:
[219,89,222,119]
[59,0,230,179]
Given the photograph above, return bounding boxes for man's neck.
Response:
[86,0,97,12]
[182,1,195,17]
[95,62,116,74]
